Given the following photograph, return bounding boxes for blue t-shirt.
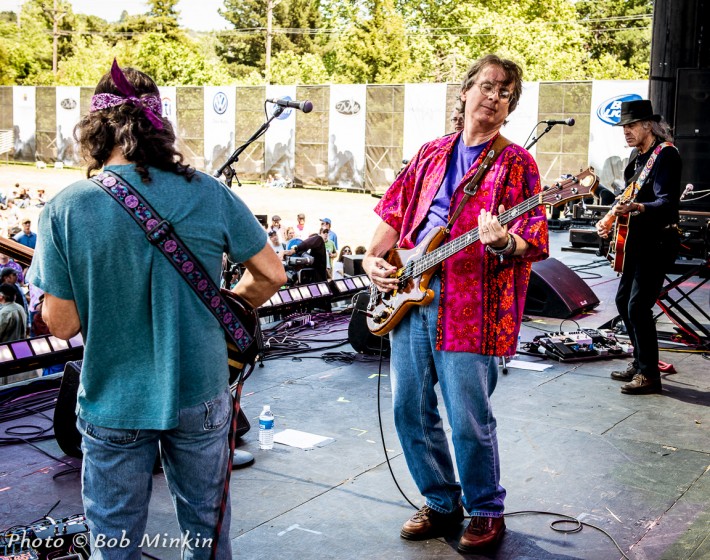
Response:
[27,165,267,430]
[415,136,486,245]
[14,231,37,249]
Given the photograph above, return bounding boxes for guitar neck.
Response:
[413,193,542,276]
[0,236,34,268]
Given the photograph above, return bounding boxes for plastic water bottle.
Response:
[258,405,274,450]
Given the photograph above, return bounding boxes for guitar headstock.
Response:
[540,168,599,208]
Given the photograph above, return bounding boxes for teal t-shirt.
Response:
[27,165,267,430]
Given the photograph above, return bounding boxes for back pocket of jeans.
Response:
[80,418,140,444]
[203,390,232,431]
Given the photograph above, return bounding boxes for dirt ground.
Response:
[1,164,383,251]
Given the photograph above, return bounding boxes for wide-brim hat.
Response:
[614,99,661,126]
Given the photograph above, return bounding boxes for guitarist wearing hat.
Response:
[596,99,682,395]
[363,54,549,553]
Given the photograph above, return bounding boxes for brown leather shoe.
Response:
[400,505,463,540]
[611,362,639,381]
[458,515,505,552]
[621,373,662,395]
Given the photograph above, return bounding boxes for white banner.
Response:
[158,85,178,132]
[55,86,81,165]
[203,86,235,175]
[402,83,447,161]
[502,82,540,156]
[12,86,36,161]
[328,84,366,189]
[264,85,297,183]
[589,80,647,188]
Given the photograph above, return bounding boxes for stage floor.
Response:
[1,231,709,560]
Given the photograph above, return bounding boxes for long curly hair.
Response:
[74,65,194,183]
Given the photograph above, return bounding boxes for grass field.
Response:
[1,163,383,251]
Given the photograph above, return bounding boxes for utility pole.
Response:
[265,0,274,84]
[44,0,66,77]
[265,0,282,84]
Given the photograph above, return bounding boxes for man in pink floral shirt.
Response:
[363,54,549,553]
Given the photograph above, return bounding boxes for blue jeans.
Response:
[77,388,233,559]
[389,275,506,517]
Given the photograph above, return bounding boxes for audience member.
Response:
[0,284,27,342]
[270,215,284,242]
[319,217,338,249]
[320,228,337,278]
[1,267,27,313]
[294,213,308,239]
[285,226,302,250]
[268,229,286,257]
[355,245,366,255]
[332,245,352,280]
[13,219,37,249]
[0,254,24,284]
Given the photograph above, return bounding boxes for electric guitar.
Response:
[366,169,600,336]
[598,182,639,273]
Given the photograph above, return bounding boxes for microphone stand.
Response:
[214,105,285,187]
[525,121,556,151]
[213,105,285,470]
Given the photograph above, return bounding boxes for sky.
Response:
[0,0,230,31]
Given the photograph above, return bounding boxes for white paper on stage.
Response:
[264,85,297,182]
[55,86,81,165]
[12,87,36,162]
[505,359,553,372]
[402,83,447,161]
[203,86,235,175]
[158,85,178,131]
[328,84,366,190]
[273,429,334,450]
[502,82,540,156]
[588,80,647,188]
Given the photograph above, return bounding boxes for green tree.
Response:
[576,0,652,78]
[217,0,323,80]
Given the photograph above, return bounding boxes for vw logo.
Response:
[272,95,293,120]
[60,98,77,110]
[213,92,228,115]
[596,93,643,125]
[335,100,361,115]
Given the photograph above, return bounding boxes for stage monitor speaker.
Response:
[348,291,390,355]
[343,255,365,276]
[254,214,268,228]
[675,69,710,137]
[524,258,600,319]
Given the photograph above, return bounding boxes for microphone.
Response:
[681,183,693,200]
[544,118,575,126]
[266,98,313,113]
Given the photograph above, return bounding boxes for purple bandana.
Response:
[89,59,164,130]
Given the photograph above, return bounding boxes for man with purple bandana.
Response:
[363,54,549,553]
[28,60,285,559]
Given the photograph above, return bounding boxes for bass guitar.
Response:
[597,182,639,273]
[366,169,600,336]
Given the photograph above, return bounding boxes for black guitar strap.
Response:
[445,134,511,234]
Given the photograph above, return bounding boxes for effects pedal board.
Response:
[530,328,632,362]
[1,515,90,560]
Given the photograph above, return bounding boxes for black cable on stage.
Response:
[372,324,633,557]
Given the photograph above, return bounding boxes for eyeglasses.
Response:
[475,81,513,102]
[450,117,464,125]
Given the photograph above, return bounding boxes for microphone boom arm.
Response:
[214,105,285,187]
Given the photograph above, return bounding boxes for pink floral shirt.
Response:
[374,132,549,356]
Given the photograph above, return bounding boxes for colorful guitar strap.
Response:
[635,141,676,187]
